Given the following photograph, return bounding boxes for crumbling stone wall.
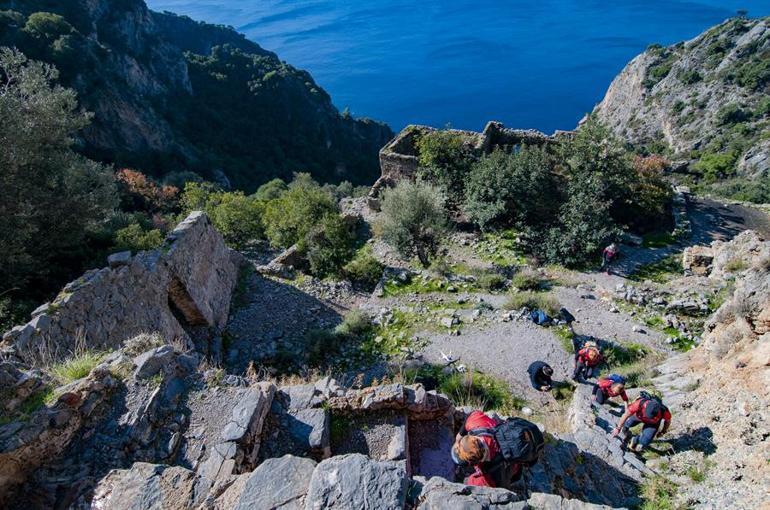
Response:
[369,121,569,209]
[1,212,243,364]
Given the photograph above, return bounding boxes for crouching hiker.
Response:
[527,361,553,391]
[452,410,544,489]
[593,374,629,407]
[572,341,603,382]
[612,391,671,452]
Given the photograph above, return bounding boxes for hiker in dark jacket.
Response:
[527,361,553,391]
[451,411,522,488]
[612,394,671,451]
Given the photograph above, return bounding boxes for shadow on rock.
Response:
[529,435,641,508]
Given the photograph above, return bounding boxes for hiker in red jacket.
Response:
[572,343,603,382]
[612,393,671,451]
[451,411,522,488]
[593,376,629,407]
[601,243,618,272]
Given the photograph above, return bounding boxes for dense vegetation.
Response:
[0,1,392,190]
[0,49,116,328]
[388,119,672,268]
[632,17,770,204]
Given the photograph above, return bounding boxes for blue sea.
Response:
[146,0,770,133]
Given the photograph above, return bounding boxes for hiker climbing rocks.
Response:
[527,361,553,391]
[601,243,618,271]
[592,374,629,407]
[612,391,671,452]
[452,410,544,489]
[572,341,603,382]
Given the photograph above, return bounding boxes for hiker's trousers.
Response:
[622,416,659,447]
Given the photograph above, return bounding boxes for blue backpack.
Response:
[530,309,550,325]
[606,374,626,385]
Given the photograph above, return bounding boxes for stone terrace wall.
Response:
[0,212,243,364]
[369,121,569,209]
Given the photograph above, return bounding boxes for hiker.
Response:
[451,410,544,488]
[572,341,603,382]
[527,361,553,391]
[592,374,629,407]
[612,392,671,452]
[601,243,619,270]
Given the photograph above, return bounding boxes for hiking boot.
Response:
[629,436,639,451]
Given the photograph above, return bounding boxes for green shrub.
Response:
[50,350,107,383]
[509,269,544,291]
[678,69,701,84]
[463,147,560,230]
[693,151,738,181]
[305,328,344,367]
[181,182,264,249]
[23,12,74,40]
[416,130,475,203]
[262,174,337,248]
[733,56,770,91]
[254,178,288,201]
[438,370,525,414]
[640,476,680,510]
[303,213,355,277]
[206,192,264,248]
[716,103,751,125]
[602,342,649,367]
[474,270,507,292]
[379,180,449,267]
[335,310,373,337]
[504,291,560,316]
[343,245,384,290]
[113,223,164,253]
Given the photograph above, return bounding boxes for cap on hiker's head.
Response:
[644,400,661,419]
[455,436,486,464]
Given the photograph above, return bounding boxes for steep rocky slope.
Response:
[651,231,770,509]
[0,0,392,189]
[594,16,770,184]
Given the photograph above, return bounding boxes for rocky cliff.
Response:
[652,231,770,509]
[0,0,393,189]
[593,16,770,182]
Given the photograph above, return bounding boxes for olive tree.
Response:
[379,180,449,267]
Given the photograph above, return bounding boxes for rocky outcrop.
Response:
[651,232,770,509]
[682,230,769,278]
[594,16,770,178]
[1,212,242,364]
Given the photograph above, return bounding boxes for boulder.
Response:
[416,477,526,509]
[304,454,407,510]
[682,246,714,276]
[133,345,175,379]
[91,462,207,510]
[233,455,317,510]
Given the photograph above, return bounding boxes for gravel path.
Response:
[420,319,573,405]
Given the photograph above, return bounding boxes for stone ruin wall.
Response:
[0,212,243,364]
[368,120,573,208]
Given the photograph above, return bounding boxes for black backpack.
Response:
[470,417,544,466]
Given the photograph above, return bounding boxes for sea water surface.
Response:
[146,0,770,133]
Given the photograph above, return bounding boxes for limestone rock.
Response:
[304,454,407,510]
[416,477,526,509]
[233,455,317,510]
[91,462,206,510]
